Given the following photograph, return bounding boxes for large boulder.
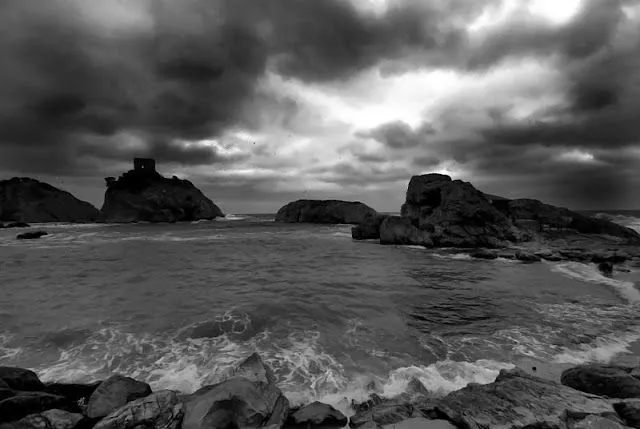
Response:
[379,216,433,246]
[2,409,84,429]
[396,174,520,248]
[352,214,388,240]
[0,178,99,223]
[350,399,414,428]
[276,200,377,225]
[288,402,347,428]
[0,367,45,391]
[100,167,224,223]
[93,390,183,429]
[86,375,152,419]
[182,353,289,429]
[0,392,80,423]
[561,365,640,399]
[430,368,617,428]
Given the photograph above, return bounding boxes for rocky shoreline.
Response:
[3,354,640,429]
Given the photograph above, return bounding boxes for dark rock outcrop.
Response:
[515,250,542,262]
[469,249,498,260]
[288,402,348,428]
[93,390,183,429]
[352,214,388,240]
[182,353,289,429]
[0,392,81,423]
[16,231,48,240]
[506,199,640,242]
[0,367,45,391]
[430,368,617,428]
[349,399,415,428]
[0,178,99,223]
[379,216,433,246]
[395,174,521,248]
[100,166,224,223]
[562,365,640,399]
[86,375,152,419]
[276,200,377,225]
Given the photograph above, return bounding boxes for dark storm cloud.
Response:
[358,121,436,149]
[0,0,494,176]
[361,0,640,208]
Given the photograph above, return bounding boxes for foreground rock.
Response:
[2,409,84,429]
[614,400,640,428]
[93,390,183,429]
[44,381,102,404]
[0,367,45,391]
[0,178,99,223]
[562,365,640,399]
[429,368,618,428]
[16,231,48,240]
[350,398,415,428]
[182,354,289,429]
[276,200,378,225]
[86,375,152,419]
[0,392,81,423]
[100,159,224,223]
[288,402,348,428]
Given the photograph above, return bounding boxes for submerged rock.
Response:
[431,368,617,428]
[100,160,224,223]
[93,390,183,429]
[0,367,45,391]
[561,365,640,399]
[16,231,48,240]
[182,353,289,429]
[86,375,152,419]
[276,200,377,225]
[469,249,498,260]
[598,261,614,275]
[0,177,99,223]
[288,402,348,428]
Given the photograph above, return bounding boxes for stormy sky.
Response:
[1,0,639,212]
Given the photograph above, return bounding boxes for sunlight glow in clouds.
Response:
[469,0,582,32]
[559,149,596,163]
[529,0,582,24]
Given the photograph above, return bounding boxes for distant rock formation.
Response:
[352,173,640,248]
[0,178,99,223]
[100,159,224,223]
[275,200,377,224]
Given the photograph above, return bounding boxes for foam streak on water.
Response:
[552,262,640,303]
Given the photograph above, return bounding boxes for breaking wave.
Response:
[552,262,640,303]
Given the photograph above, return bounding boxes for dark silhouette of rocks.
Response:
[99,158,224,223]
[352,174,640,253]
[0,178,99,223]
[16,231,48,240]
[275,200,377,224]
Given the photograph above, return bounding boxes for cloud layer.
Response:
[1,0,638,211]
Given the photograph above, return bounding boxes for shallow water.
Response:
[1,214,640,413]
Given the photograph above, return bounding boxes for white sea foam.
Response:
[431,253,473,260]
[552,262,640,303]
[0,333,21,360]
[553,329,640,365]
[594,213,640,234]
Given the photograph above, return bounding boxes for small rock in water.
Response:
[515,250,542,262]
[598,262,614,276]
[16,231,48,240]
[561,365,640,398]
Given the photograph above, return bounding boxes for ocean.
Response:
[1,212,640,414]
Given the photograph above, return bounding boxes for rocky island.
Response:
[353,173,640,264]
[2,354,640,429]
[99,158,224,223]
[0,177,99,223]
[275,200,378,225]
